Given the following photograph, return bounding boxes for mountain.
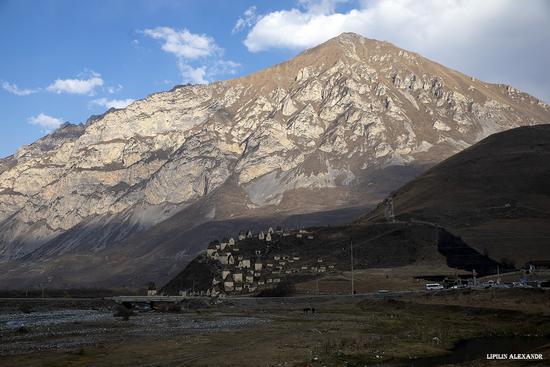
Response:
[164,125,550,296]
[364,124,550,267]
[1,33,549,288]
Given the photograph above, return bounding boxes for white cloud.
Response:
[28,113,64,130]
[232,6,259,33]
[242,0,550,102]
[91,98,135,109]
[143,27,220,59]
[143,27,239,84]
[177,62,207,85]
[46,72,104,95]
[1,80,38,96]
[106,84,123,94]
[298,0,348,15]
[209,60,241,77]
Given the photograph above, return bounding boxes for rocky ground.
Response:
[1,289,549,366]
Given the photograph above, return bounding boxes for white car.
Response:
[425,283,444,291]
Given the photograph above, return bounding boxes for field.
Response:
[1,288,549,367]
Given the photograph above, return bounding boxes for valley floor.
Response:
[1,288,549,367]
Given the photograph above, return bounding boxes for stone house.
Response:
[258,231,265,240]
[235,285,243,292]
[233,272,243,283]
[224,280,234,292]
[246,229,253,238]
[293,256,300,261]
[246,274,254,283]
[207,241,218,258]
[307,235,314,240]
[273,278,281,283]
[268,227,274,235]
[218,254,230,265]
[222,269,232,280]
[212,276,222,285]
[241,259,251,268]
[266,232,272,242]
[274,255,281,261]
[254,262,263,271]
[238,230,246,240]
[220,238,230,250]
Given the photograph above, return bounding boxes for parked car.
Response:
[451,284,468,289]
[425,283,444,291]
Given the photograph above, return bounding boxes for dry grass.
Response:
[2,289,550,367]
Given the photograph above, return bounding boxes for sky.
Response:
[1,0,549,158]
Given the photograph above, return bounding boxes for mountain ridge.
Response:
[1,32,549,288]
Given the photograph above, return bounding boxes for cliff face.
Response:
[1,33,549,288]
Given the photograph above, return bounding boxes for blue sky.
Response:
[1,0,549,158]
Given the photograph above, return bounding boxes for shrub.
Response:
[114,305,135,321]
[257,281,295,297]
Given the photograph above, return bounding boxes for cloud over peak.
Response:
[28,113,64,130]
[143,27,220,59]
[46,72,104,95]
[241,0,550,102]
[143,27,239,85]
[91,98,135,110]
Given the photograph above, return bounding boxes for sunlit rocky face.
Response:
[0,33,549,288]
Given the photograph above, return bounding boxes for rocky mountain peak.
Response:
[0,33,549,288]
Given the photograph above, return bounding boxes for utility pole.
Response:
[316,278,319,295]
[497,265,501,285]
[350,238,355,296]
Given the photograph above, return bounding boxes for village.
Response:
[155,222,550,299]
[173,227,337,297]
